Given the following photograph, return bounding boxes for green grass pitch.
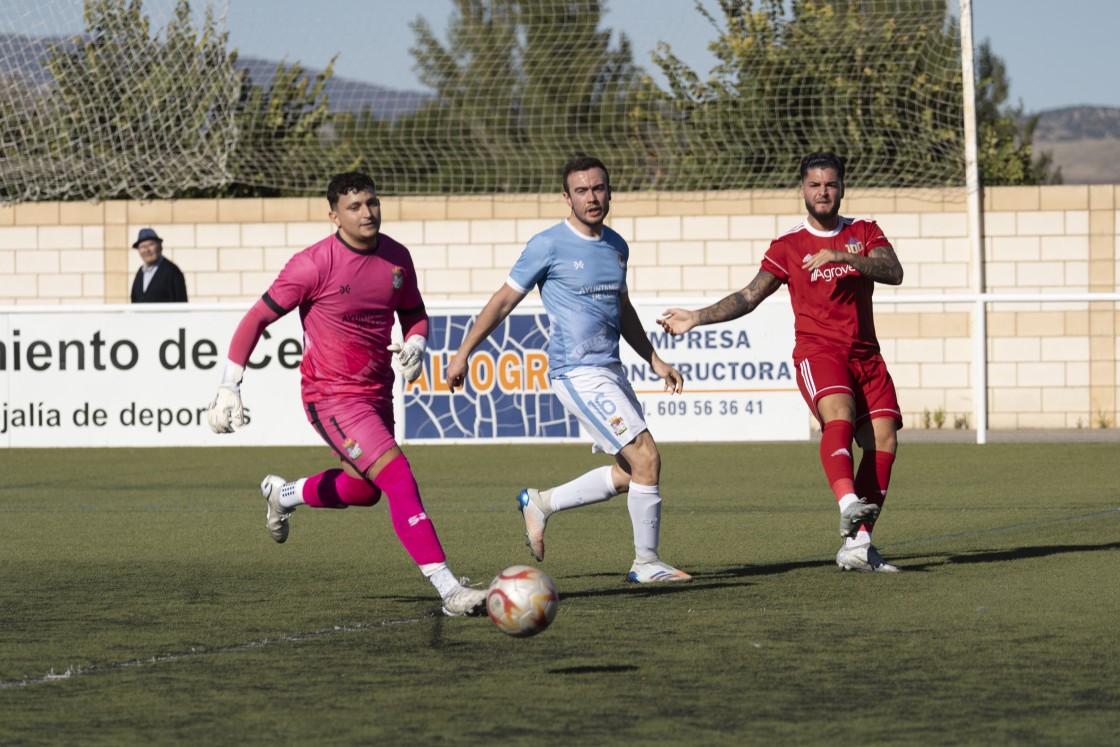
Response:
[1,442,1118,745]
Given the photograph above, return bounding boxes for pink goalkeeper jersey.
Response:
[263,231,424,403]
[761,216,892,361]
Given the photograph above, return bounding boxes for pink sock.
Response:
[820,420,856,500]
[302,469,381,509]
[373,454,446,566]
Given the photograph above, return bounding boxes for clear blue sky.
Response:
[5,0,1117,112]
[223,0,1119,113]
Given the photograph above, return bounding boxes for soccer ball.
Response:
[486,565,559,637]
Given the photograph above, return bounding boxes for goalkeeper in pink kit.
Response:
[661,152,905,572]
[207,172,487,616]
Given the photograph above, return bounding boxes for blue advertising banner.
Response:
[400,300,808,444]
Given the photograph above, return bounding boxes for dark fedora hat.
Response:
[132,227,163,248]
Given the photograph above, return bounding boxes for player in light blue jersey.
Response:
[445,156,691,584]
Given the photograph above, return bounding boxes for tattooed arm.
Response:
[659,271,782,335]
[801,243,904,285]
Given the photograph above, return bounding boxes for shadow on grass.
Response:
[391,541,1120,608]
[860,540,1120,572]
[547,664,640,675]
[940,540,1120,565]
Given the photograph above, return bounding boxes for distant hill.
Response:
[1032,106,1120,185]
[0,32,429,119]
[233,56,430,118]
[1033,106,1120,141]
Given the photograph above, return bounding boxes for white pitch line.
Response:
[0,614,432,690]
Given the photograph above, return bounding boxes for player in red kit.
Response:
[660,152,905,572]
[206,172,489,615]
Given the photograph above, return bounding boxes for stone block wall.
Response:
[1,185,1116,430]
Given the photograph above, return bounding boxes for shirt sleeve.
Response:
[760,238,791,283]
[507,234,550,293]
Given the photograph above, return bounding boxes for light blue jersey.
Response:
[507,220,629,378]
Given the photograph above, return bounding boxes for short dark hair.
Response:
[799,152,845,182]
[562,156,609,193]
[327,172,377,209]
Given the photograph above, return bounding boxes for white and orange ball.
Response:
[486,565,559,637]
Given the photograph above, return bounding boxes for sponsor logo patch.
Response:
[343,438,363,460]
[608,415,627,436]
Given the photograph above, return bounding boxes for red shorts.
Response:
[795,351,903,429]
[304,397,397,474]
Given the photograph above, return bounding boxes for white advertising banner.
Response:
[0,304,314,448]
[0,300,807,448]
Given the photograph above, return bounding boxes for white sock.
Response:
[548,465,619,512]
[628,481,662,561]
[845,530,872,549]
[419,562,459,597]
[279,478,307,510]
[837,494,860,513]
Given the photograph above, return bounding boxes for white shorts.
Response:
[552,364,647,456]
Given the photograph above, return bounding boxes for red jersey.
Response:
[761,216,892,360]
[264,232,424,403]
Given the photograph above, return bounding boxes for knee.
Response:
[338,473,382,506]
[629,444,661,483]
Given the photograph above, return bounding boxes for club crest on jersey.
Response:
[392,266,404,289]
[343,438,363,460]
[617,252,626,270]
[608,415,627,436]
[845,238,863,254]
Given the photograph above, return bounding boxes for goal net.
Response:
[0,0,966,200]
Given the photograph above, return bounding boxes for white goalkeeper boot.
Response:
[441,582,488,617]
[260,475,293,544]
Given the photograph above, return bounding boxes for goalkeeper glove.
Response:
[207,361,246,434]
[387,335,427,383]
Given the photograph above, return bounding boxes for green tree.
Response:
[652,0,966,189]
[0,72,55,201]
[44,0,239,200]
[974,39,1059,185]
[398,0,657,192]
[212,57,343,197]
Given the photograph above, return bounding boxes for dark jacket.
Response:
[131,258,188,303]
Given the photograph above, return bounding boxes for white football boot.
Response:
[517,488,551,562]
[628,558,693,583]
[260,475,292,544]
[836,544,900,573]
[441,582,488,617]
[838,498,880,539]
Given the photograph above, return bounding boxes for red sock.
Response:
[820,420,856,501]
[855,451,895,508]
[302,469,381,509]
[373,454,446,566]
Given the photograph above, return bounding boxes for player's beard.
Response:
[574,202,607,231]
[805,195,840,226]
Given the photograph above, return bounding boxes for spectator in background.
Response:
[131,227,188,303]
